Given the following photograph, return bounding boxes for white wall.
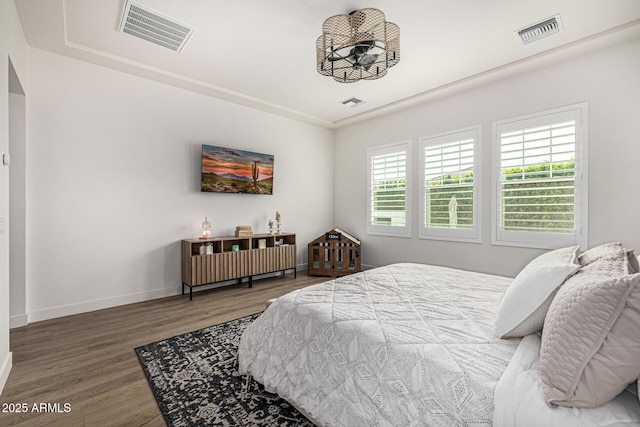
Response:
[335,30,640,278]
[1,0,28,395]
[25,48,334,322]
[9,90,26,329]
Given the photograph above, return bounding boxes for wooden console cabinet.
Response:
[181,233,296,299]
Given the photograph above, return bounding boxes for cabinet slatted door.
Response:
[220,253,234,281]
[252,249,270,275]
[190,255,212,286]
[251,245,296,275]
[274,245,296,271]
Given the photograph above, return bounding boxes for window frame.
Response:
[491,103,588,249]
[419,126,481,243]
[366,140,412,238]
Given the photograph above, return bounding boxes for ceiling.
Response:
[14,0,640,129]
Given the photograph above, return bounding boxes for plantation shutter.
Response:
[500,120,575,233]
[493,104,587,249]
[367,141,411,237]
[424,139,474,228]
[371,152,406,226]
[420,127,480,242]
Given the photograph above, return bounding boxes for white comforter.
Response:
[238,263,519,426]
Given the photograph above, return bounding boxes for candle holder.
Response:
[275,211,282,234]
[201,217,212,239]
[268,220,274,235]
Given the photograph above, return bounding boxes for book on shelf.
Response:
[235,225,253,237]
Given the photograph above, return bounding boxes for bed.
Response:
[238,260,640,426]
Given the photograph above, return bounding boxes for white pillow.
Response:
[493,335,640,427]
[494,246,580,339]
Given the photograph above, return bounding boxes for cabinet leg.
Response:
[190,286,193,301]
[248,276,253,288]
[294,268,297,278]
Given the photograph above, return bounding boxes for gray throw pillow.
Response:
[578,242,623,266]
[578,248,630,277]
[540,253,640,408]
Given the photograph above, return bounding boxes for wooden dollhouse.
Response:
[308,228,361,277]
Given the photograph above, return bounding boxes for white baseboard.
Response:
[0,351,12,396]
[28,286,180,323]
[24,264,312,324]
[9,314,28,329]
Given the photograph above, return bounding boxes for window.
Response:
[492,103,588,248]
[367,141,411,237]
[419,126,480,242]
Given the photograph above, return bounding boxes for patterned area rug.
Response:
[135,313,312,427]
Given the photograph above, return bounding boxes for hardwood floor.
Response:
[0,273,328,426]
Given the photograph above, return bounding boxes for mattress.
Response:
[238,263,519,426]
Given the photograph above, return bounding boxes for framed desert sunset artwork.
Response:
[201,145,274,194]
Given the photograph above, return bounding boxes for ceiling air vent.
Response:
[118,0,196,52]
[516,15,562,44]
[341,97,365,108]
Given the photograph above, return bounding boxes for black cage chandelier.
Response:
[316,8,400,83]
